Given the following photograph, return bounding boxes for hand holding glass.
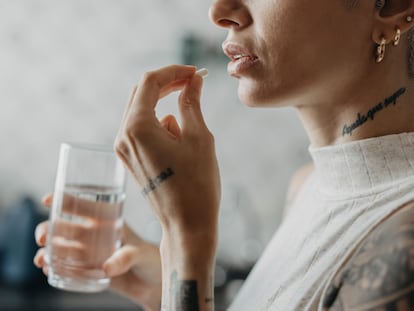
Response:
[45,142,126,293]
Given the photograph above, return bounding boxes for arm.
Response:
[323,201,414,311]
[114,65,220,310]
[160,228,217,310]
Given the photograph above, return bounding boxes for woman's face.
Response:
[209,0,375,107]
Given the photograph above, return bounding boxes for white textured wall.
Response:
[0,0,310,266]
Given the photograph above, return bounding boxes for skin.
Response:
[322,202,414,311]
[34,194,162,311]
[209,0,414,146]
[34,0,414,310]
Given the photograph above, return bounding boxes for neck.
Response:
[296,60,414,147]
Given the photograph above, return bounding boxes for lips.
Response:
[223,42,259,76]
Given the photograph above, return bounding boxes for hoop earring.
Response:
[376,37,386,63]
[393,28,401,46]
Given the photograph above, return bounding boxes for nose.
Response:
[209,0,252,29]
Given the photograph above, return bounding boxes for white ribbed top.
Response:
[229,132,414,311]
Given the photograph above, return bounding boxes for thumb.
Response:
[178,74,207,133]
[103,245,139,277]
[160,114,182,139]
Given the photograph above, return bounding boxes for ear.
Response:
[372,0,414,44]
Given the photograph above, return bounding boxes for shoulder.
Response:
[283,163,314,215]
[323,201,414,311]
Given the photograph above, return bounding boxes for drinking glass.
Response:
[45,142,126,292]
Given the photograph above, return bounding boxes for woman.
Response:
[34,0,414,310]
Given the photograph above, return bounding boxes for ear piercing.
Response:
[376,27,403,62]
[393,28,401,46]
[376,37,386,63]
[407,16,413,23]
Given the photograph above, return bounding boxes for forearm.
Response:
[160,227,217,311]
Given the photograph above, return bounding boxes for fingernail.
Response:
[42,194,52,205]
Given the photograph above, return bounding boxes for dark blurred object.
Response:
[180,31,228,67]
[0,197,141,310]
[0,196,48,287]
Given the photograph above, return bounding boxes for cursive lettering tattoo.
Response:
[342,87,406,136]
[170,270,200,311]
[323,205,414,310]
[141,167,174,196]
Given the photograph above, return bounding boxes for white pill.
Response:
[195,68,209,78]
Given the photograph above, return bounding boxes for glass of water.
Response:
[45,142,126,293]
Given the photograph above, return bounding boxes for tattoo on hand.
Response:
[141,167,174,196]
[342,87,406,137]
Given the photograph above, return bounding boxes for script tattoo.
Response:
[141,167,174,196]
[323,206,414,310]
[170,270,200,311]
[342,87,406,136]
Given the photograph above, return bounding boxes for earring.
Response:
[393,28,401,46]
[376,37,386,63]
[407,16,413,23]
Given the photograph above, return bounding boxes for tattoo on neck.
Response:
[342,87,406,137]
[170,270,200,311]
[141,167,174,196]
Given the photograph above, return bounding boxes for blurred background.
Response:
[0,0,310,310]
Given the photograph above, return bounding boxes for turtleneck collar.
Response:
[309,132,414,198]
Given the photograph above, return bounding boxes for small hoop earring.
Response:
[407,16,413,23]
[376,37,386,63]
[393,28,401,46]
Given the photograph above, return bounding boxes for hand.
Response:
[114,65,220,310]
[34,194,162,311]
[114,65,221,239]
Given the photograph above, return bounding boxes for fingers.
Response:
[49,235,116,264]
[59,194,122,220]
[33,248,49,276]
[104,225,161,279]
[34,248,46,268]
[42,192,122,220]
[133,65,196,114]
[42,193,53,207]
[178,73,207,134]
[50,219,115,244]
[159,115,181,139]
[35,221,49,246]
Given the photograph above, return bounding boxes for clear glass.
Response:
[45,142,126,293]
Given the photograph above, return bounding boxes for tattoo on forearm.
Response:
[342,87,406,136]
[141,167,174,196]
[170,270,200,311]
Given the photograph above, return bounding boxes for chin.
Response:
[237,82,294,108]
